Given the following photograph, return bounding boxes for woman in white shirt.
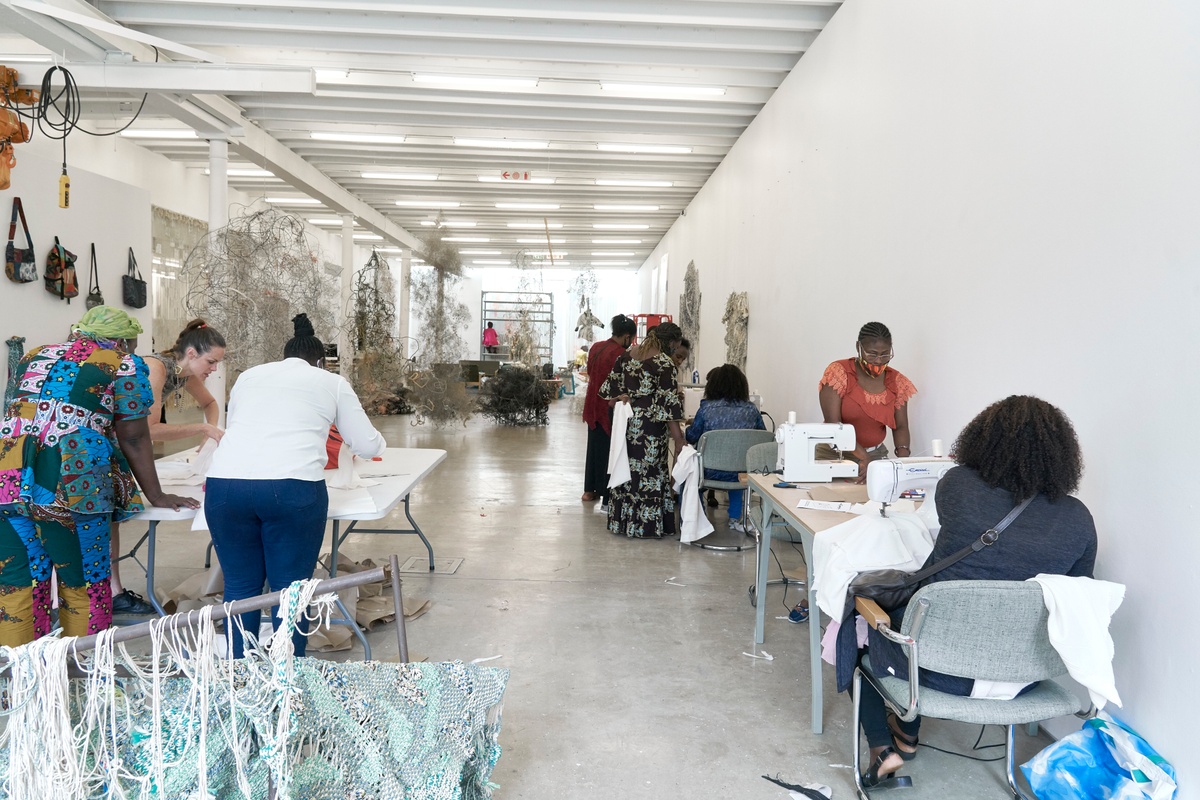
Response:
[205,314,386,657]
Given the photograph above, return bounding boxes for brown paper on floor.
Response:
[160,565,224,616]
[307,553,431,651]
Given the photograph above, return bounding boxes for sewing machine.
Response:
[776,422,858,482]
[682,385,704,420]
[866,457,955,514]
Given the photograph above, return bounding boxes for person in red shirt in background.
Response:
[482,321,500,354]
[581,314,637,504]
[818,321,917,480]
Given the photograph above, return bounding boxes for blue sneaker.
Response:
[788,603,809,624]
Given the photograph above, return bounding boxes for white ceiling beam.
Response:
[98,0,838,31]
[34,62,314,94]
[0,0,110,61]
[10,0,221,62]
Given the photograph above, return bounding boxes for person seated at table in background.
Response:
[685,364,765,532]
[581,314,637,504]
[574,343,589,370]
[819,321,916,479]
[205,313,386,658]
[483,321,500,354]
[107,318,229,616]
[600,321,686,539]
[856,395,1097,788]
[0,306,198,646]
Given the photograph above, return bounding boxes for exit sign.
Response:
[501,171,533,180]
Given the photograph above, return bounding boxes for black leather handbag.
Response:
[85,243,104,309]
[122,247,147,308]
[849,496,1033,612]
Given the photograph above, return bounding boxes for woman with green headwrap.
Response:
[0,306,198,645]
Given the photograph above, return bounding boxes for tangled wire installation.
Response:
[678,261,701,374]
[343,250,415,414]
[181,207,337,378]
[408,220,475,427]
[478,366,552,426]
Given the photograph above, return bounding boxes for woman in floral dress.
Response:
[600,322,686,539]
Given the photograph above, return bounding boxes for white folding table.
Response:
[123,447,448,651]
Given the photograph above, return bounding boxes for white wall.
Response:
[642,0,1200,788]
[0,149,153,349]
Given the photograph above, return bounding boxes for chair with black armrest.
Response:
[851,581,1083,800]
[745,441,806,608]
[693,429,775,551]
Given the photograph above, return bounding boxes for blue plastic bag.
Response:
[1021,711,1176,799]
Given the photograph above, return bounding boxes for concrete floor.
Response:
[133,398,1051,799]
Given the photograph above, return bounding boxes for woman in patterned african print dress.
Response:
[0,306,197,645]
[600,322,686,539]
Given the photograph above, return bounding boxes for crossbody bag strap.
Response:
[902,495,1036,586]
[15,199,30,247]
[89,243,100,292]
[8,198,17,244]
[127,247,141,279]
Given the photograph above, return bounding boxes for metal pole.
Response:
[389,554,409,663]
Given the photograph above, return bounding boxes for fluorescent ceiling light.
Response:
[413,74,538,90]
[459,249,502,255]
[0,55,52,63]
[472,260,512,265]
[121,129,197,139]
[311,131,406,145]
[354,233,384,241]
[442,236,489,242]
[419,220,476,227]
[375,247,404,253]
[592,238,642,244]
[592,251,636,256]
[508,222,563,229]
[525,252,567,258]
[308,218,344,226]
[593,223,650,230]
[600,82,725,97]
[455,137,549,150]
[205,167,274,177]
[592,261,630,266]
[517,238,565,244]
[495,202,559,210]
[593,204,659,212]
[478,175,555,184]
[595,179,673,188]
[596,143,692,154]
[362,172,438,181]
[395,200,460,208]
[265,197,320,205]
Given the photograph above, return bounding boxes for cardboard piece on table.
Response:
[807,484,869,503]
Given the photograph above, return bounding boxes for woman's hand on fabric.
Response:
[148,492,201,510]
[202,423,224,442]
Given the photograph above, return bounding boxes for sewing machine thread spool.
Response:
[787,411,797,425]
[931,438,945,457]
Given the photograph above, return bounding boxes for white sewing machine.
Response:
[776,422,858,482]
[682,385,704,420]
[866,457,955,514]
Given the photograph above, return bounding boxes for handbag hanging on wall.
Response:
[849,496,1034,612]
[122,247,147,308]
[45,236,79,302]
[85,243,104,309]
[5,197,37,283]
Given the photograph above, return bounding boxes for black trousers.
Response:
[584,422,612,499]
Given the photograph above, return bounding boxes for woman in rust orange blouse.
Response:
[818,321,916,478]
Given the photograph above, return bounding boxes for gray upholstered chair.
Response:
[853,580,1083,800]
[693,429,775,551]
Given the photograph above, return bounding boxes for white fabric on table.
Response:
[672,445,714,544]
[812,511,935,621]
[1029,573,1125,710]
[156,439,219,486]
[607,401,633,489]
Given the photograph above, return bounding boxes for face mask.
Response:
[858,348,887,378]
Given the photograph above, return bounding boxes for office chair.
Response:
[852,581,1082,800]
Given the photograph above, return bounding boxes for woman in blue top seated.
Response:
[685,364,764,531]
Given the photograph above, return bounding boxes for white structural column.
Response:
[398,251,411,358]
[339,214,355,376]
[205,138,229,426]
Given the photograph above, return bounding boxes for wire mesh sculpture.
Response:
[343,250,414,415]
[678,261,701,374]
[722,290,749,371]
[505,237,556,371]
[408,220,475,426]
[574,299,604,343]
[180,206,338,379]
[477,365,553,426]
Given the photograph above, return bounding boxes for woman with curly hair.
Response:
[858,395,1097,788]
[600,321,686,539]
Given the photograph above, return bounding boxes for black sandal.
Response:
[887,712,920,761]
[862,747,914,790]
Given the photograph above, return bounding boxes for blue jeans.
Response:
[205,478,329,658]
[728,489,745,521]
